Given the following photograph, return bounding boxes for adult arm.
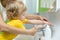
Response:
[24,13,50,22]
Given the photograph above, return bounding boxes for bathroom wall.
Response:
[18,0,37,14]
[26,0,37,14]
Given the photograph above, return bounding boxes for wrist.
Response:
[28,29,35,36]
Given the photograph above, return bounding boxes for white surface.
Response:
[43,24,51,40]
[56,0,60,11]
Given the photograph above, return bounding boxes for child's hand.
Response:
[43,21,54,26]
[29,25,45,36]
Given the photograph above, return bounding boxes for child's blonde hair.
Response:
[6,1,27,20]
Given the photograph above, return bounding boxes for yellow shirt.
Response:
[0,19,28,40]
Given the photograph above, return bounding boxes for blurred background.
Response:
[0,0,60,40]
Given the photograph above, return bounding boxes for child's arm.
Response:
[26,20,53,26]
[27,20,44,24]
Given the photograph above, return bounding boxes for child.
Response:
[0,0,52,22]
[0,1,47,40]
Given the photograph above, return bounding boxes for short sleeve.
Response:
[7,20,26,30]
[22,19,28,24]
[15,20,26,30]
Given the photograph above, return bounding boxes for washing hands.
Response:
[43,21,54,26]
[28,19,53,36]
